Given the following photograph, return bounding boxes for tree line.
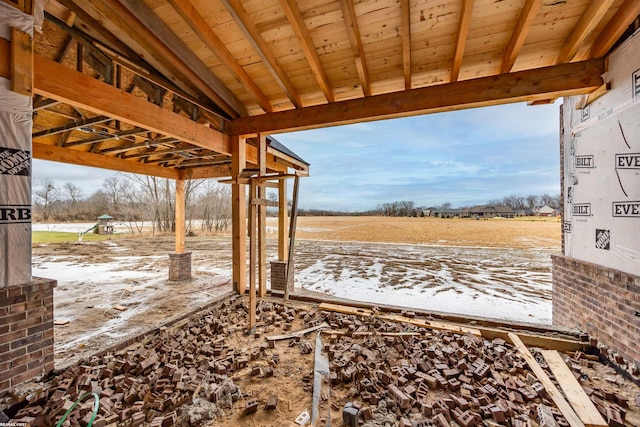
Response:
[32,175,232,235]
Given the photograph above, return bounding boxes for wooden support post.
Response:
[248,180,257,328]
[175,178,185,253]
[284,175,300,301]
[258,134,267,297]
[10,27,33,97]
[278,178,288,260]
[231,135,247,294]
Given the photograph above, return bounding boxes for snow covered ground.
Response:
[293,240,555,324]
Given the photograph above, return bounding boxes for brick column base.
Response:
[168,252,191,281]
[270,261,293,294]
[552,255,640,378]
[0,278,57,396]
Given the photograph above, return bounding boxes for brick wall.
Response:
[270,261,293,293]
[553,255,640,376]
[0,278,57,396]
[168,252,191,281]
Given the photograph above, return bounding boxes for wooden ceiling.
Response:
[5,0,640,178]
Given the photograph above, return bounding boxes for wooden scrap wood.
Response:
[482,328,585,352]
[508,333,585,427]
[541,350,607,427]
[266,322,329,341]
[10,27,33,96]
[318,302,481,336]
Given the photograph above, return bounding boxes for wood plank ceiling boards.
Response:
[1,0,634,184]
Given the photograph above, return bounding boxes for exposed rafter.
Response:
[400,0,411,90]
[340,0,370,96]
[167,0,274,113]
[556,0,616,64]
[228,59,604,135]
[451,0,474,82]
[219,0,301,108]
[501,0,542,73]
[279,0,335,103]
[64,128,147,148]
[32,115,111,138]
[68,0,241,118]
[588,0,640,58]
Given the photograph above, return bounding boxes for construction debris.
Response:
[1,297,638,427]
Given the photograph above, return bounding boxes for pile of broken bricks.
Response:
[1,297,636,426]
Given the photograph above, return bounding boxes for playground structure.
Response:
[78,215,115,240]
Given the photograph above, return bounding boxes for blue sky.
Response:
[33,102,561,212]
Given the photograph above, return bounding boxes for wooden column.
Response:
[231,135,247,294]
[258,134,267,297]
[248,181,257,327]
[278,178,288,260]
[175,178,185,254]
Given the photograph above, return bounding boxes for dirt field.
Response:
[31,216,561,367]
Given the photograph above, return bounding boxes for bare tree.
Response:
[198,181,232,232]
[33,178,59,221]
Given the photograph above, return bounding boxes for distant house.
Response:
[434,208,465,218]
[516,209,536,217]
[538,205,559,216]
[420,208,437,217]
[468,205,515,218]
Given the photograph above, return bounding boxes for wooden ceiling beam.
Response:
[167,0,273,113]
[65,128,148,148]
[588,0,640,58]
[27,48,232,156]
[400,0,411,90]
[219,0,302,108]
[501,0,542,73]
[451,0,474,82]
[180,164,233,180]
[69,0,241,118]
[33,142,180,179]
[280,0,335,103]
[340,0,371,96]
[556,0,616,64]
[228,58,605,135]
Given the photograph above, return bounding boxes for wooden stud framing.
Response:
[231,135,247,294]
[508,333,585,427]
[258,134,268,297]
[248,180,257,328]
[501,0,542,73]
[175,178,186,254]
[167,0,274,113]
[228,59,605,135]
[10,27,33,97]
[280,0,335,103]
[278,179,288,261]
[556,0,616,64]
[451,0,474,82]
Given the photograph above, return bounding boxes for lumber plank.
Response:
[508,333,585,427]
[231,136,247,294]
[556,0,615,63]
[228,59,604,135]
[318,303,481,336]
[267,322,330,341]
[451,0,474,82]
[588,0,640,58]
[278,179,288,260]
[541,350,608,427]
[501,0,542,73]
[175,179,185,254]
[481,329,584,352]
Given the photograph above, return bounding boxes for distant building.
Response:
[537,205,559,216]
[516,209,536,217]
[468,205,515,218]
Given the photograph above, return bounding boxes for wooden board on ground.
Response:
[318,302,481,336]
[481,328,585,352]
[541,350,608,427]
[508,333,585,427]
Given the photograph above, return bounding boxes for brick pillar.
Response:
[0,278,56,396]
[270,261,293,294]
[168,252,191,281]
